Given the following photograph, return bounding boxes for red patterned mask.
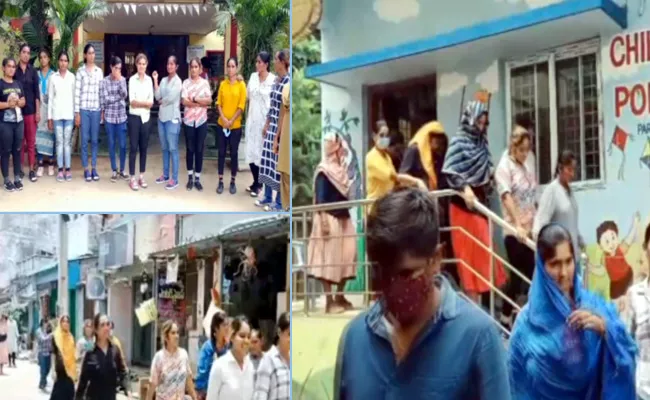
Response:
[382,271,433,327]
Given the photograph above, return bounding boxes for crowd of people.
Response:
[0,309,290,400]
[0,43,291,211]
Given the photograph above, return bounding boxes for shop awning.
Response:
[306,0,626,87]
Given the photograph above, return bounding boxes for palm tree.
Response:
[214,0,289,80]
[8,0,50,57]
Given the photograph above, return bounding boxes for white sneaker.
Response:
[36,166,43,177]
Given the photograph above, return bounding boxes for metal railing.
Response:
[291,189,536,335]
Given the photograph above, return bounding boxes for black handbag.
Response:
[0,334,7,342]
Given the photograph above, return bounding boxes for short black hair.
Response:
[277,312,289,333]
[555,149,576,177]
[515,115,534,131]
[537,224,575,263]
[367,188,440,271]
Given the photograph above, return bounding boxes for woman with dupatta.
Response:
[50,315,76,400]
[509,224,636,399]
[442,100,507,304]
[308,134,357,314]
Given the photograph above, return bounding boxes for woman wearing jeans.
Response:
[100,56,128,182]
[154,55,182,190]
[48,51,76,182]
[216,57,247,195]
[128,53,154,191]
[182,57,212,192]
[74,43,104,182]
[0,57,26,192]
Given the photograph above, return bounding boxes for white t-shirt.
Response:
[206,350,255,400]
[128,74,154,123]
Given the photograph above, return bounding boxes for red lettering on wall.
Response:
[609,30,650,68]
[610,35,625,67]
[615,86,630,117]
[630,84,647,116]
[615,83,650,117]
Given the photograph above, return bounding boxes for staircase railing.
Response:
[292,189,536,335]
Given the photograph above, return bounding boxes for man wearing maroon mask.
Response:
[333,188,510,399]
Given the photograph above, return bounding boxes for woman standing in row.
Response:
[257,50,290,211]
[127,53,154,191]
[154,55,182,190]
[100,56,129,183]
[48,51,75,182]
[216,57,247,195]
[50,315,76,400]
[244,51,275,198]
[36,49,55,177]
[0,57,26,192]
[75,43,103,182]
[182,57,213,192]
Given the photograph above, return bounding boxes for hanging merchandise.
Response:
[166,255,179,284]
[135,298,158,326]
[234,243,258,281]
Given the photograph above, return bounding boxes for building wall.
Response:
[319,0,650,300]
[108,281,133,364]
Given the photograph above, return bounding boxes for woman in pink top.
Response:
[495,125,538,329]
[182,58,213,192]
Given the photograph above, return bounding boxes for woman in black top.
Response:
[75,313,130,400]
[0,57,26,192]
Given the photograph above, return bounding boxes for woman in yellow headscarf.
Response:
[50,315,76,399]
[399,121,448,190]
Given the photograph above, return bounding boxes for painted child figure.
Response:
[596,212,641,300]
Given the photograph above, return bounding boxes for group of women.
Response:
[0,43,291,210]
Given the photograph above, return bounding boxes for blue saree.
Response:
[508,254,636,399]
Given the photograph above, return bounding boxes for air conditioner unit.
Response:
[86,273,106,300]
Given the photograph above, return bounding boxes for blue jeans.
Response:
[80,110,101,169]
[54,120,73,169]
[38,353,51,388]
[158,119,180,182]
[262,184,282,209]
[105,121,127,172]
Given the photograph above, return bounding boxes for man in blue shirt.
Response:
[334,188,511,399]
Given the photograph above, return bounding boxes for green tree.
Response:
[8,0,50,56]
[292,36,321,206]
[213,0,289,80]
[0,19,24,59]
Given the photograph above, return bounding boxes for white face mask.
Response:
[376,137,390,150]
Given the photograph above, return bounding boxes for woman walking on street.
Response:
[253,312,290,400]
[0,314,9,375]
[6,315,19,367]
[257,49,290,211]
[36,49,56,177]
[147,320,197,400]
[36,319,53,391]
[75,319,93,377]
[100,56,129,182]
[216,57,247,195]
[274,80,291,210]
[154,55,183,190]
[76,313,130,400]
[127,53,154,191]
[74,43,103,182]
[48,51,75,182]
[0,57,26,192]
[196,312,230,399]
[50,315,76,400]
[244,51,275,198]
[182,57,212,192]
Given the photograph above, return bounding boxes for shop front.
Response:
[307,0,650,301]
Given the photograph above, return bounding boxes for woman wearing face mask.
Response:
[532,150,586,259]
[366,120,427,203]
[50,315,76,400]
[442,100,507,304]
[100,56,129,183]
[147,320,196,400]
[48,51,75,182]
[127,53,154,191]
[35,49,56,177]
[308,134,357,314]
[244,51,275,197]
[495,126,537,329]
[196,312,230,400]
[509,224,636,399]
[253,312,290,399]
[216,57,247,195]
[75,313,130,400]
[206,316,254,400]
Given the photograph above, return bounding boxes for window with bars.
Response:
[507,39,602,185]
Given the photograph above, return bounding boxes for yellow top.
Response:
[216,79,247,129]
[53,319,77,381]
[366,146,397,202]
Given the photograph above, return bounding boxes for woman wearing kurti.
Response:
[495,125,537,329]
[74,44,104,182]
[442,100,507,304]
[75,319,94,377]
[127,53,154,191]
[35,49,55,177]
[182,58,213,192]
[509,223,636,399]
[273,81,291,210]
[154,56,183,190]
[100,56,128,182]
[50,315,76,400]
[147,320,197,400]
[257,50,290,212]
[206,316,254,400]
[245,52,275,198]
[48,51,75,182]
[216,57,247,195]
[308,134,357,314]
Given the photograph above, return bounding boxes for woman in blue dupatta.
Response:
[509,223,636,399]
